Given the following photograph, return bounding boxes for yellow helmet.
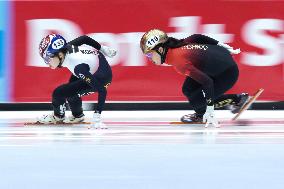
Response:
[140,29,168,54]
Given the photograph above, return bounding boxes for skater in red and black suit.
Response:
[140,29,248,126]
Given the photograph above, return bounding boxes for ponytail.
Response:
[153,37,189,63]
[164,37,188,49]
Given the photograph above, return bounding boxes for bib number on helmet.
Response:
[52,39,65,49]
[146,35,160,48]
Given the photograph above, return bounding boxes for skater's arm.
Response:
[68,35,117,58]
[68,35,101,50]
[96,88,107,114]
[74,63,107,113]
[186,64,214,106]
[183,34,219,45]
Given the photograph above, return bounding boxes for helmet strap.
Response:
[57,57,63,68]
[55,52,65,68]
[155,45,168,64]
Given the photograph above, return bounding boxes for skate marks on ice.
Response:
[170,119,284,126]
[0,109,284,144]
[2,119,284,137]
[0,123,284,146]
[9,118,284,129]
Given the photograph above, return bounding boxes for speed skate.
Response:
[170,88,264,125]
[232,88,264,120]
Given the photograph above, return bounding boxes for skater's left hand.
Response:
[203,106,219,128]
[94,112,101,122]
[100,45,117,58]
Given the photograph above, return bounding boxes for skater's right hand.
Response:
[203,106,219,128]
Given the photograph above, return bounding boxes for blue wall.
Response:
[0,1,11,102]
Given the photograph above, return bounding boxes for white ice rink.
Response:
[1,110,284,189]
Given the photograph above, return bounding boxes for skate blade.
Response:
[170,121,205,125]
[24,121,91,125]
[232,88,264,121]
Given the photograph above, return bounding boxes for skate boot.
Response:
[37,113,64,124]
[63,114,85,124]
[230,93,249,114]
[180,113,203,123]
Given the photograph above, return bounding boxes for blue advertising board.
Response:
[0,1,11,102]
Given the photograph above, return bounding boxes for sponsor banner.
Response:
[12,0,284,102]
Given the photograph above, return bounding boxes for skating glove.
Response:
[217,42,241,55]
[94,112,101,122]
[93,112,107,129]
[100,45,117,58]
[203,105,219,128]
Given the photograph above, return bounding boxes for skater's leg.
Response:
[213,65,248,111]
[65,75,94,118]
[52,79,93,118]
[182,77,207,117]
[181,65,240,122]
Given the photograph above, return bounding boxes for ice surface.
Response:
[0,110,284,189]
